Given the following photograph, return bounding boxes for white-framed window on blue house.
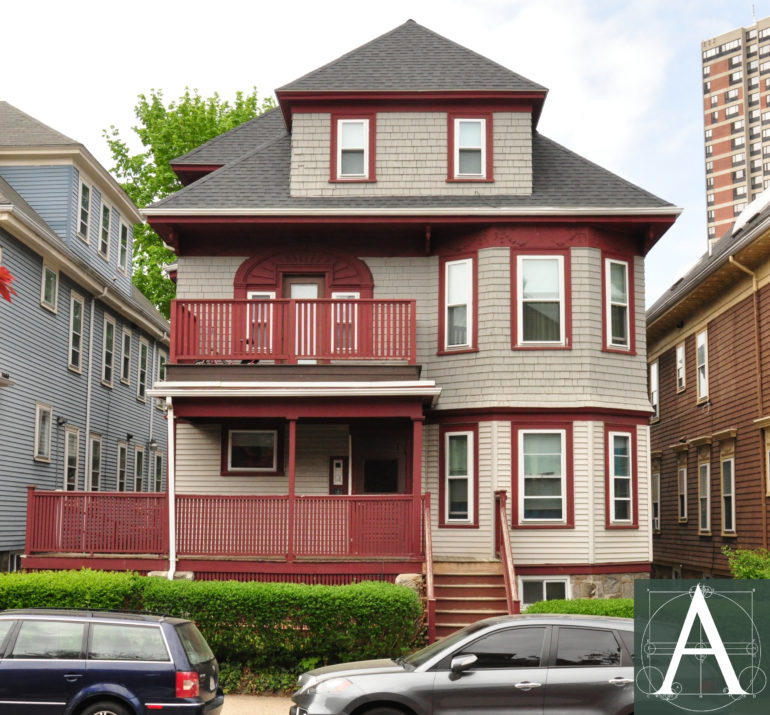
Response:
[154,452,163,492]
[121,329,132,384]
[33,402,53,462]
[118,221,129,274]
[89,434,102,491]
[64,426,80,491]
[99,204,111,260]
[156,350,167,410]
[69,292,85,372]
[40,264,58,313]
[102,316,115,387]
[134,445,145,492]
[78,181,91,241]
[117,441,128,491]
[137,338,149,401]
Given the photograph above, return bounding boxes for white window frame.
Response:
[444,430,474,524]
[608,431,633,524]
[678,460,688,522]
[69,292,85,372]
[134,445,145,492]
[699,461,711,533]
[454,118,486,178]
[518,576,570,609]
[64,426,80,491]
[121,330,132,384]
[137,338,149,401]
[227,429,278,472]
[649,360,659,420]
[118,221,129,274]
[517,255,565,346]
[89,434,102,491]
[102,316,115,387]
[40,263,58,313]
[336,119,369,179]
[154,452,163,492]
[444,258,473,349]
[34,402,53,462]
[652,470,660,532]
[155,349,168,410]
[99,204,111,260]
[676,342,686,392]
[77,181,91,241]
[605,258,630,349]
[721,457,736,534]
[519,429,566,524]
[696,330,709,401]
[117,442,128,492]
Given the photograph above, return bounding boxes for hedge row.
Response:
[524,597,633,618]
[0,570,422,669]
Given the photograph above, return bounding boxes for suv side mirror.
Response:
[450,654,478,673]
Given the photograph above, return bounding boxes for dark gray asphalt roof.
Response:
[171,107,286,166]
[277,20,546,93]
[151,129,673,212]
[0,101,79,147]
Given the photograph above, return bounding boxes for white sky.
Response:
[5,0,770,305]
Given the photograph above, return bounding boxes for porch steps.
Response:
[431,562,510,639]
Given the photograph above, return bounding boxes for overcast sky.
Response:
[5,0,770,305]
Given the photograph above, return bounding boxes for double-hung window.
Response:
[336,118,370,179]
[156,350,167,409]
[699,459,711,533]
[64,427,80,491]
[34,402,52,461]
[608,431,633,524]
[676,342,686,391]
[121,330,132,384]
[102,316,115,386]
[442,429,475,525]
[40,264,58,312]
[678,452,688,522]
[605,259,630,349]
[137,339,148,401]
[519,429,566,523]
[649,360,659,420]
[444,257,473,349]
[134,446,145,491]
[89,435,102,491]
[69,292,85,372]
[154,452,163,492]
[517,255,565,345]
[78,181,91,241]
[651,469,660,532]
[721,457,736,534]
[118,222,129,273]
[117,442,128,491]
[454,118,486,177]
[99,205,110,259]
[696,330,709,401]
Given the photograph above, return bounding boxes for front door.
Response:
[352,423,410,494]
[282,275,325,362]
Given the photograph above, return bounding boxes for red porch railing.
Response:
[170,298,417,364]
[494,490,520,614]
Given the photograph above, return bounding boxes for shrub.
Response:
[524,597,633,618]
[723,546,770,579]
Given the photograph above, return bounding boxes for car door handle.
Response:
[64,673,84,683]
[608,677,633,686]
[514,681,543,691]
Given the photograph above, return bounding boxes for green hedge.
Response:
[723,547,770,579]
[524,598,633,618]
[0,570,422,672]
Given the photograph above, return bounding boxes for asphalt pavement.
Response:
[223,694,292,714]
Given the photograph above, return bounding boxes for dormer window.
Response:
[331,115,375,182]
[448,113,493,181]
[78,181,91,241]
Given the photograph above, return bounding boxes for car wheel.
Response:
[363,707,408,715]
[78,701,131,715]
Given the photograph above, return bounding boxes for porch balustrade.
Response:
[25,488,422,560]
[170,298,417,365]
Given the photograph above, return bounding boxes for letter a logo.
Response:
[655,584,747,696]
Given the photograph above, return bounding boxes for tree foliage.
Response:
[105,88,275,316]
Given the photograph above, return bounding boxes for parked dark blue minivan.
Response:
[0,609,224,714]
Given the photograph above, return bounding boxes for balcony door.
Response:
[282,275,326,362]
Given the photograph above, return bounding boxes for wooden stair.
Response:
[432,562,509,638]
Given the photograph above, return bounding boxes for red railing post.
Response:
[423,493,436,643]
[495,490,520,614]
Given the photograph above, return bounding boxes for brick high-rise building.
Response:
[702,17,770,241]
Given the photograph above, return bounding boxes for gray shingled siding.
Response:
[290,112,532,198]
[0,165,73,239]
[0,230,167,554]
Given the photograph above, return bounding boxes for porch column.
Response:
[412,416,424,557]
[287,417,297,561]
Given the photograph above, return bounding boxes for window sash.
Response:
[90,436,102,491]
[64,428,79,491]
[34,403,52,460]
[78,183,90,239]
[699,462,711,532]
[134,447,145,492]
[520,430,565,522]
[454,118,486,177]
[99,205,110,257]
[119,223,129,272]
[697,331,709,400]
[69,294,84,370]
[518,256,564,344]
[676,342,686,391]
[609,432,632,523]
[117,443,127,491]
[678,466,688,521]
[445,258,472,348]
[337,119,368,178]
[519,577,568,607]
[606,260,629,348]
[121,331,131,383]
[444,431,474,523]
[722,458,735,533]
[137,340,148,399]
[41,265,58,310]
[652,472,660,531]
[228,429,278,472]
[154,453,163,492]
[650,361,659,419]
[102,317,115,385]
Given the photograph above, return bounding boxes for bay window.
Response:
[516,255,565,345]
[519,429,566,522]
[605,259,630,349]
[443,257,473,349]
[442,429,475,525]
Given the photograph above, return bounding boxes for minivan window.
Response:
[176,622,214,666]
[89,623,170,661]
[10,620,84,659]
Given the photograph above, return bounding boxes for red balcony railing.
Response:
[170,298,417,364]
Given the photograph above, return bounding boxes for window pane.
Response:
[448,479,468,519]
[524,476,561,496]
[722,460,733,492]
[522,302,560,341]
[614,500,630,521]
[523,433,562,475]
[610,262,627,302]
[458,121,482,146]
[555,628,620,666]
[545,581,567,600]
[614,478,631,499]
[230,431,276,470]
[89,624,168,661]
[11,620,84,659]
[44,269,56,304]
[458,149,481,174]
[447,305,467,345]
[611,305,628,344]
[340,122,364,148]
[523,497,563,519]
[447,261,470,304]
[448,434,468,476]
[461,627,545,669]
[340,150,364,175]
[522,581,543,605]
[613,436,630,476]
[523,259,560,299]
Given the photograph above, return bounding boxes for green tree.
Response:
[105,88,275,316]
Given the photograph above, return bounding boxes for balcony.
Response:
[170,298,416,365]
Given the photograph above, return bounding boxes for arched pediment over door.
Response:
[233,248,374,298]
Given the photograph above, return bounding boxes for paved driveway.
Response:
[224,695,292,714]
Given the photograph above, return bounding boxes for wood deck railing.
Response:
[25,489,422,560]
[170,298,417,364]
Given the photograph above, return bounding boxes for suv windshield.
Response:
[176,622,215,666]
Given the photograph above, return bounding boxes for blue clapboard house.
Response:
[0,102,169,572]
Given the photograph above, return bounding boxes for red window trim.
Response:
[511,421,575,529]
[601,251,637,355]
[437,252,478,355]
[438,423,480,528]
[329,113,377,183]
[446,112,494,182]
[604,424,639,530]
[220,422,285,477]
[510,249,572,351]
